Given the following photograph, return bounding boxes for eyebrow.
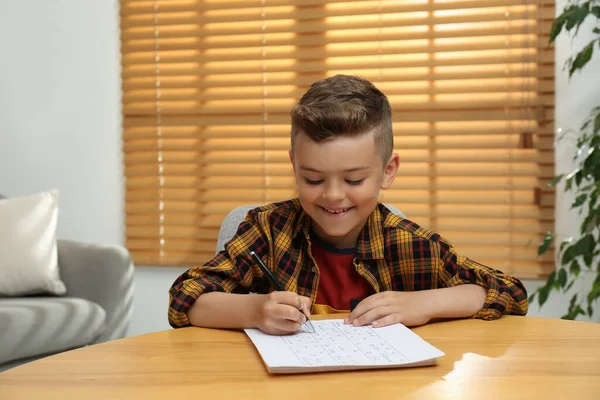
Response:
[299,166,370,173]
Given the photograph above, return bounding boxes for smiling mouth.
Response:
[321,206,353,214]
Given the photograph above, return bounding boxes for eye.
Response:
[304,178,324,185]
[346,179,365,186]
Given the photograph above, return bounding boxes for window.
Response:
[120,0,555,278]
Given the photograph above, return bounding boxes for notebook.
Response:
[244,319,445,374]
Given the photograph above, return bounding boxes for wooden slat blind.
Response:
[120,0,555,279]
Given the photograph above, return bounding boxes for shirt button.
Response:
[311,267,316,272]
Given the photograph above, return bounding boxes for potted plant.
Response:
[532,0,600,319]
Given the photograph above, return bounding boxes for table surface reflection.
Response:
[1,315,599,400]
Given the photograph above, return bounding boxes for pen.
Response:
[249,251,316,333]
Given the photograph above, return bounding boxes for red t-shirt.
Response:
[311,235,373,313]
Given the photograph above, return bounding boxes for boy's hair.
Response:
[290,74,393,163]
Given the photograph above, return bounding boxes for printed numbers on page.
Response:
[323,343,366,365]
[356,342,407,363]
[281,321,408,366]
[289,344,332,366]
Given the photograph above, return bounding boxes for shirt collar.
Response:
[355,205,385,260]
[292,199,311,239]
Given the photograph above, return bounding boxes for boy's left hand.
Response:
[344,291,433,328]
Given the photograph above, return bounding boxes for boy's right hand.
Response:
[254,291,312,335]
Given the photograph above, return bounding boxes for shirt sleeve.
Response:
[437,243,529,320]
[167,210,268,328]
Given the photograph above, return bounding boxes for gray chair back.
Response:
[216,203,405,253]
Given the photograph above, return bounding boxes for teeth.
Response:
[323,207,350,214]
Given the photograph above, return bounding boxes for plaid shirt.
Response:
[168,199,528,328]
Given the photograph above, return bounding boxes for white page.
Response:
[244,319,445,374]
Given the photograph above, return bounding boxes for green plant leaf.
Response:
[558,268,568,288]
[584,250,594,268]
[575,170,584,186]
[565,174,574,190]
[594,111,600,134]
[563,294,580,320]
[590,191,599,210]
[583,147,600,172]
[587,304,594,316]
[569,41,594,76]
[550,13,568,43]
[538,284,551,306]
[592,6,600,18]
[560,237,574,252]
[548,270,557,285]
[565,279,575,292]
[538,232,555,255]
[587,275,600,307]
[569,293,578,309]
[581,210,600,233]
[572,193,588,208]
[564,303,585,320]
[570,259,581,277]
[582,118,592,130]
[562,246,575,265]
[548,174,565,187]
[571,234,595,259]
[565,168,582,190]
[565,5,589,32]
[563,312,575,320]
[529,292,536,304]
[591,133,600,149]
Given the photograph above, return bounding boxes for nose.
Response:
[323,180,345,202]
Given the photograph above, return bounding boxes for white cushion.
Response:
[0,190,66,296]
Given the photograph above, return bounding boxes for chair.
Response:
[0,194,134,372]
[216,203,405,253]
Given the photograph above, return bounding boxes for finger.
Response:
[271,291,304,308]
[299,295,312,318]
[266,328,291,335]
[345,294,381,322]
[352,305,394,327]
[372,314,399,328]
[268,292,312,321]
[272,304,307,324]
[345,293,388,323]
[265,319,303,335]
[271,318,304,334]
[295,295,311,321]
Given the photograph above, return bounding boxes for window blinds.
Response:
[120,0,555,279]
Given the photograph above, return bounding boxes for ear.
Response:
[380,153,399,190]
[289,149,296,172]
[289,149,299,184]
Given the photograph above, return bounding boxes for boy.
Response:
[168,75,528,335]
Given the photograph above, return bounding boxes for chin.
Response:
[322,223,362,238]
[322,230,351,239]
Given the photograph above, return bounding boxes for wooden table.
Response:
[1,316,599,399]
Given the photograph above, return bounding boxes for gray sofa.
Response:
[0,198,134,372]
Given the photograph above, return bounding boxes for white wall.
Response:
[0,0,199,337]
[0,0,599,337]
[0,0,123,246]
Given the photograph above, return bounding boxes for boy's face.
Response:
[289,130,399,248]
